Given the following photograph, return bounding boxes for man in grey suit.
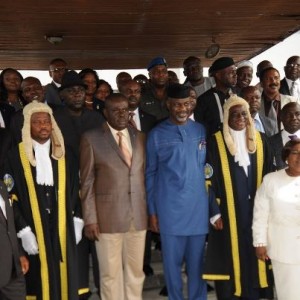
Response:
[80,93,147,300]
[0,180,28,300]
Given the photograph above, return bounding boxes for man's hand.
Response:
[213,217,223,230]
[255,246,269,261]
[20,255,29,274]
[84,224,100,241]
[149,215,159,233]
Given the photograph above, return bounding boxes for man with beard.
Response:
[54,70,104,299]
[183,56,214,97]
[279,55,300,101]
[269,102,300,170]
[194,57,237,137]
[146,84,214,300]
[241,85,277,137]
[259,67,298,132]
[140,57,169,120]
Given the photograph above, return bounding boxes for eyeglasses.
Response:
[65,86,86,95]
[50,67,68,73]
[286,63,300,68]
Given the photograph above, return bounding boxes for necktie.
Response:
[117,132,132,167]
[128,112,137,129]
[288,135,298,141]
[290,81,297,97]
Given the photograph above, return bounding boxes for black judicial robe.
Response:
[4,143,80,300]
[203,131,274,299]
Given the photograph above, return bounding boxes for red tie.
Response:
[117,132,132,167]
[128,112,137,129]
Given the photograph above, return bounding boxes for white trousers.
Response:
[95,226,146,300]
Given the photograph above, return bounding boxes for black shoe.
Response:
[159,285,168,297]
[207,283,214,291]
[143,264,154,276]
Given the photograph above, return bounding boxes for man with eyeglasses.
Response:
[54,70,104,299]
[280,55,300,101]
[45,58,68,106]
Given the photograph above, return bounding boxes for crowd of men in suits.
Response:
[0,53,299,300]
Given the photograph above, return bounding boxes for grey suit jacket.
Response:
[80,122,147,233]
[259,113,278,137]
[0,181,23,288]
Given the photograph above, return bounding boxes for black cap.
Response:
[210,57,235,73]
[59,70,87,91]
[168,84,190,99]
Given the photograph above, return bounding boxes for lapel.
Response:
[0,181,9,225]
[103,123,136,168]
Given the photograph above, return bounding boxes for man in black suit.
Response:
[0,180,28,300]
[241,86,277,137]
[121,79,157,277]
[44,58,68,106]
[279,55,300,101]
[121,79,157,134]
[269,102,300,170]
[194,57,237,137]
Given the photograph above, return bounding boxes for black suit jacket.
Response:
[0,181,23,289]
[0,128,13,177]
[0,102,15,129]
[279,78,291,96]
[45,81,63,106]
[269,131,286,170]
[138,108,157,134]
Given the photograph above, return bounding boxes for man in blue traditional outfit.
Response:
[146,83,216,300]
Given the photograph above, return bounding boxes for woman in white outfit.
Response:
[252,138,300,300]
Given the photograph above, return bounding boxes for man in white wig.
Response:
[203,95,274,300]
[3,100,83,300]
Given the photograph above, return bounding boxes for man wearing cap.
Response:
[234,60,253,95]
[54,70,104,159]
[80,93,147,300]
[3,101,82,299]
[146,84,217,300]
[194,56,237,137]
[279,55,300,101]
[203,95,274,299]
[183,56,214,97]
[140,56,169,120]
[54,70,105,299]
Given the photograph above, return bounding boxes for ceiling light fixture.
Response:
[205,37,220,59]
[44,35,63,45]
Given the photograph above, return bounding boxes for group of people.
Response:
[0,53,299,300]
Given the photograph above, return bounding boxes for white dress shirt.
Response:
[0,193,6,219]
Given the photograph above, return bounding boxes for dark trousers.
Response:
[0,273,26,300]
